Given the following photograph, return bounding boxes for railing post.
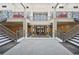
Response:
[63,33,66,42]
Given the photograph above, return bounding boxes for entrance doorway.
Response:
[35,25,46,35]
[27,23,53,38]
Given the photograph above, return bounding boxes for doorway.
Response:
[35,25,46,36]
[27,24,53,38]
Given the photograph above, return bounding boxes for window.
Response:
[72,12,79,21]
[0,10,10,21]
[33,12,48,21]
[13,12,24,18]
[26,12,31,19]
[56,12,68,18]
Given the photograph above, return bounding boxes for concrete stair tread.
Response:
[0,38,10,43]
[0,35,3,37]
[0,34,9,37]
[1,34,7,36]
[0,33,5,35]
[0,36,8,39]
[0,40,12,46]
[68,40,79,47]
[71,39,79,42]
[73,37,79,39]
[75,35,79,36]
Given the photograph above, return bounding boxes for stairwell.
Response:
[67,34,79,47]
[0,29,12,46]
[57,24,79,47]
[0,24,17,46]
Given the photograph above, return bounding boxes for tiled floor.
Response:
[0,38,78,55]
[4,39,73,55]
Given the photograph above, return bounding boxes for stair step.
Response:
[1,34,7,36]
[68,40,79,47]
[0,37,6,39]
[0,34,9,37]
[73,37,79,39]
[71,39,79,42]
[0,35,3,37]
[0,36,9,39]
[0,38,10,43]
[0,32,5,35]
[0,40,12,46]
[75,35,79,37]
[0,35,8,38]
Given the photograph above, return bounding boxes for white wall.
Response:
[0,3,24,12]
[25,3,56,12]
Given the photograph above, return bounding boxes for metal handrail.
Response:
[64,25,79,41]
[56,29,65,41]
[16,28,23,39]
[57,24,79,42]
[65,24,79,33]
[0,24,17,40]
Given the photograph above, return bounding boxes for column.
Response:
[48,12,51,21]
[24,9,28,38]
[25,22,27,38]
[23,8,27,38]
[53,10,57,38]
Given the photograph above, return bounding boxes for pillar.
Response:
[53,10,57,38]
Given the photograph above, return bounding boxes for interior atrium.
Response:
[0,3,79,55]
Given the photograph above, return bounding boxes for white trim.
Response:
[55,37,63,42]
[17,37,25,42]
[25,36,54,39]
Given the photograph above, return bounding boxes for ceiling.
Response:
[0,3,79,11]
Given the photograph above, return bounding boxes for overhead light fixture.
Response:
[59,6,64,8]
[52,6,53,8]
[26,6,29,8]
[73,6,78,8]
[2,5,7,8]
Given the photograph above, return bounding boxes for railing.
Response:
[64,24,79,41]
[16,28,23,39]
[57,24,79,42]
[0,24,17,41]
[0,24,23,41]
[56,29,66,41]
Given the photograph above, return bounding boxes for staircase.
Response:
[67,34,79,47]
[0,30,12,46]
[57,24,79,47]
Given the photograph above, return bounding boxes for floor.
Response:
[0,41,17,54]
[60,42,79,55]
[4,39,73,55]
